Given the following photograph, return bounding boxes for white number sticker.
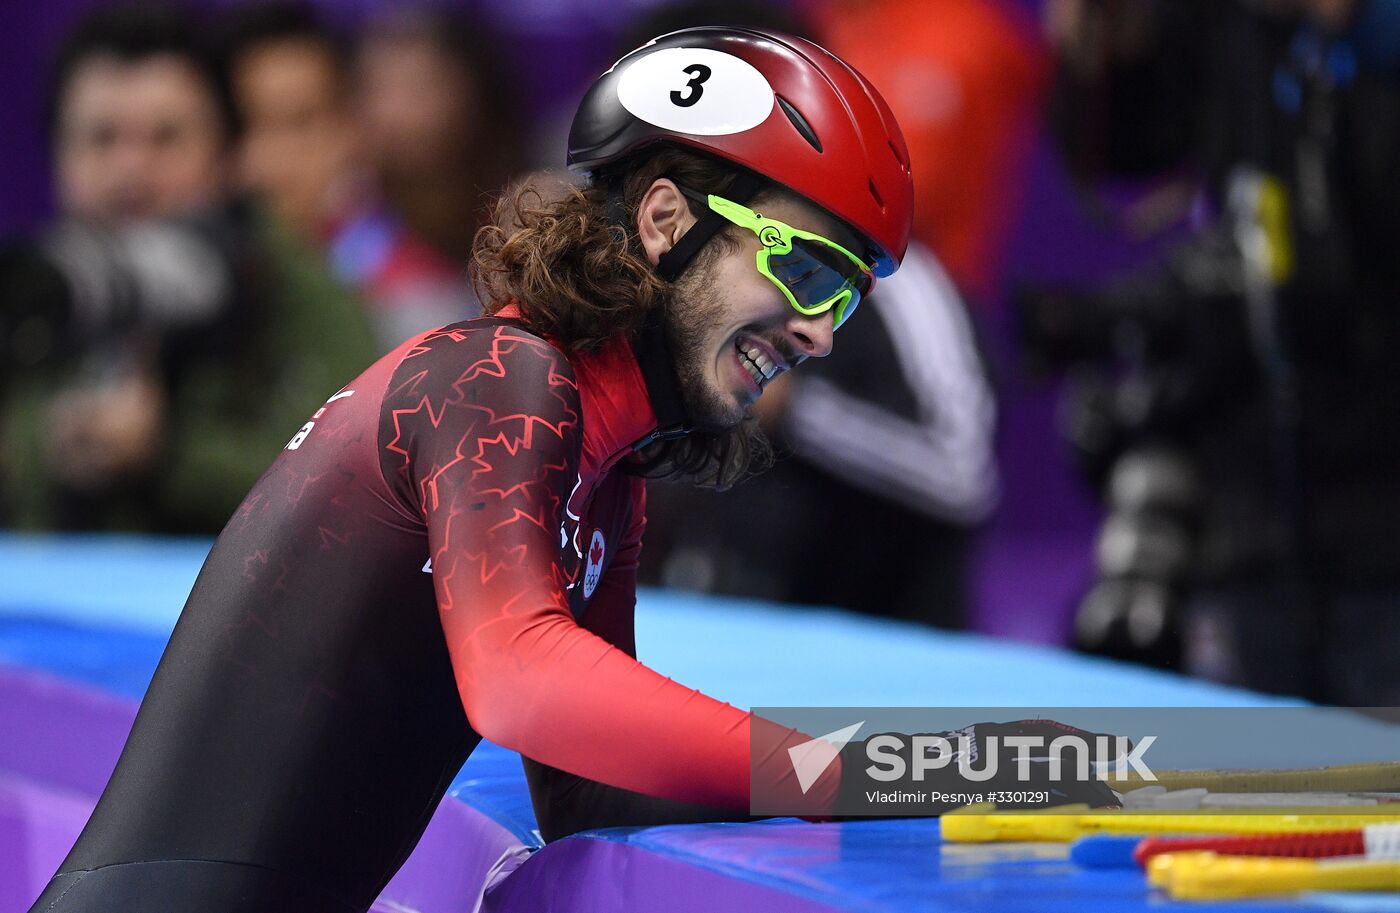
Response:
[617,47,774,136]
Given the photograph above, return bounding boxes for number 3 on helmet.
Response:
[567,27,915,279]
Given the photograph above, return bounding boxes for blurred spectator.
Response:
[222,0,358,241]
[51,2,233,225]
[328,7,527,347]
[818,0,1050,304]
[1,1,233,528]
[610,3,999,627]
[223,1,473,350]
[1040,0,1400,702]
[355,7,522,266]
[357,8,526,259]
[0,1,376,532]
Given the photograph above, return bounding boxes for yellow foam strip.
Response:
[940,806,1400,844]
[1149,851,1400,900]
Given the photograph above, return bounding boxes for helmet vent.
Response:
[888,139,909,171]
[775,95,822,153]
[868,177,885,209]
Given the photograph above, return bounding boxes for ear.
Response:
[636,178,698,267]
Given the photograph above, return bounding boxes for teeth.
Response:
[737,338,780,382]
[735,340,767,388]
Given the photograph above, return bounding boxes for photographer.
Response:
[1041,0,1400,702]
[0,2,375,532]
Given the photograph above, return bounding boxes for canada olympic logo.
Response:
[583,529,606,600]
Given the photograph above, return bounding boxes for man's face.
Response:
[663,192,846,431]
[234,39,354,231]
[56,53,227,224]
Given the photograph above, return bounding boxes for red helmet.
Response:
[568,27,913,277]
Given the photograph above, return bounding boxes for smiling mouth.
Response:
[734,335,783,392]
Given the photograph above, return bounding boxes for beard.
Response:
[660,255,747,432]
[643,253,773,490]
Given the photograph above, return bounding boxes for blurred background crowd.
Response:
[1,0,1397,705]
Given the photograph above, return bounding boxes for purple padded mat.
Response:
[0,662,536,913]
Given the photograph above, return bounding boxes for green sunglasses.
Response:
[680,189,876,330]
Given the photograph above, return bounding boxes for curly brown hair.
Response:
[471,146,776,489]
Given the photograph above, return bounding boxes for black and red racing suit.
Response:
[27,312,832,913]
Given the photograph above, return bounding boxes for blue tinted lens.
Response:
[768,239,869,316]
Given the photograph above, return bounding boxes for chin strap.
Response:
[612,169,764,448]
[628,311,693,451]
